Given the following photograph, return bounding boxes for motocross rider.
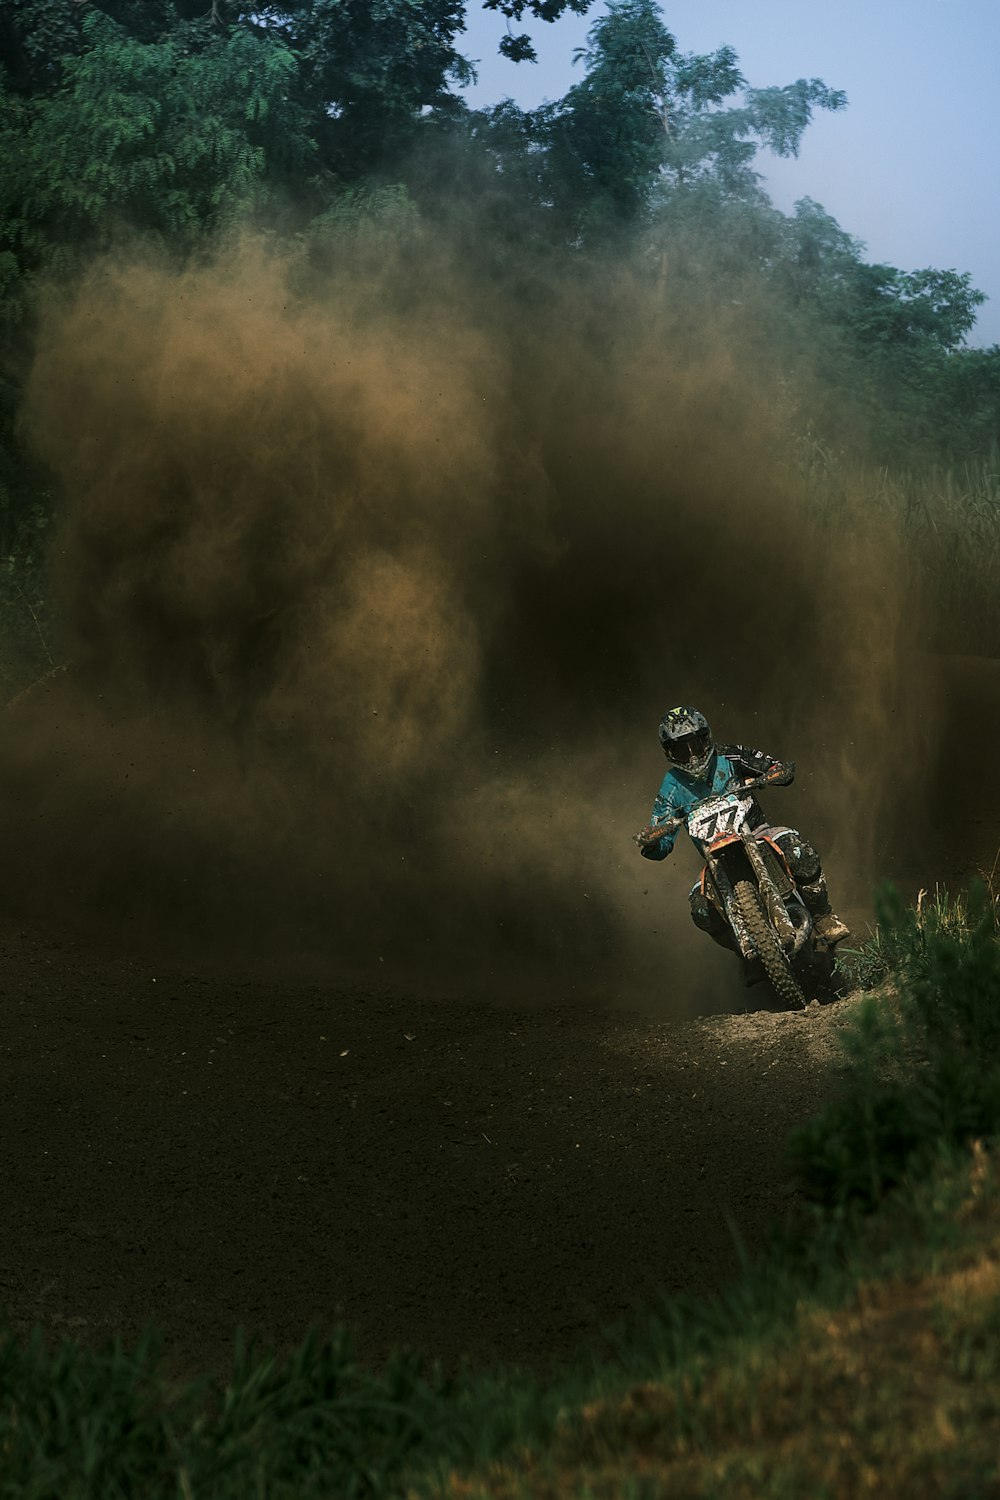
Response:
[636,706,850,951]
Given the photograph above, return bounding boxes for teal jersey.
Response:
[641,744,794,860]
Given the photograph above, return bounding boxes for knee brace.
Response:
[775,832,821,885]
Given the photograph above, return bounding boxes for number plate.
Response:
[687,794,751,844]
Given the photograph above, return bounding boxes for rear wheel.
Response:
[733,880,807,1009]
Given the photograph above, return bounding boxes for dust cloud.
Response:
[0,235,931,1006]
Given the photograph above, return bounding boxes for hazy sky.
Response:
[460,0,1000,347]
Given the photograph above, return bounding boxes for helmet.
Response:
[658,706,715,777]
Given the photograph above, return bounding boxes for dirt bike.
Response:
[642,781,833,1009]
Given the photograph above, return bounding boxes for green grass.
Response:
[838,880,998,991]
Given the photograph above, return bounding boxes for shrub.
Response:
[792,880,1000,1210]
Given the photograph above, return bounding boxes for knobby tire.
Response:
[733,879,807,1009]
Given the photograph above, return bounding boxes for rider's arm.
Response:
[639,787,681,860]
[724,743,795,787]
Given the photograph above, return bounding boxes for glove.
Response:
[635,820,677,851]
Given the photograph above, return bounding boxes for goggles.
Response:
[665,729,712,766]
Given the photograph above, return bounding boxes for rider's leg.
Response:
[689,881,736,951]
[772,831,850,943]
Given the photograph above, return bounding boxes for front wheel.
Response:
[732,879,807,1009]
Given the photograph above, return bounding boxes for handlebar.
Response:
[634,776,771,849]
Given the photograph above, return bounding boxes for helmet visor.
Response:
[666,729,712,767]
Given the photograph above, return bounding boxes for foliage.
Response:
[835,880,932,992]
[538,0,680,227]
[533,0,846,235]
[657,63,846,198]
[0,490,58,698]
[483,0,593,63]
[0,12,313,321]
[308,182,421,245]
[775,197,984,353]
[1,0,996,460]
[942,345,1000,454]
[775,199,992,459]
[792,881,1000,1210]
[0,4,319,576]
[0,1322,454,1497]
[246,0,477,179]
[0,0,88,96]
[0,1,599,186]
[0,0,998,645]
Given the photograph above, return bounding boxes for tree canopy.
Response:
[537,0,846,226]
[0,0,996,468]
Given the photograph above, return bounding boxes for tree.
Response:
[0,2,600,182]
[532,0,846,237]
[0,11,316,327]
[762,198,994,457]
[939,345,1000,457]
[535,0,677,229]
[0,0,995,474]
[482,0,593,62]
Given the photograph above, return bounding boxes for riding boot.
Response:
[799,876,850,945]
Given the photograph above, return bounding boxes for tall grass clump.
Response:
[900,455,1000,653]
[795,442,1000,653]
[0,1324,477,1499]
[791,878,1000,1210]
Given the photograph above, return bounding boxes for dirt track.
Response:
[0,919,861,1381]
[3,650,996,1382]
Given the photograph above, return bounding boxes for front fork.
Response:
[706,834,804,960]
